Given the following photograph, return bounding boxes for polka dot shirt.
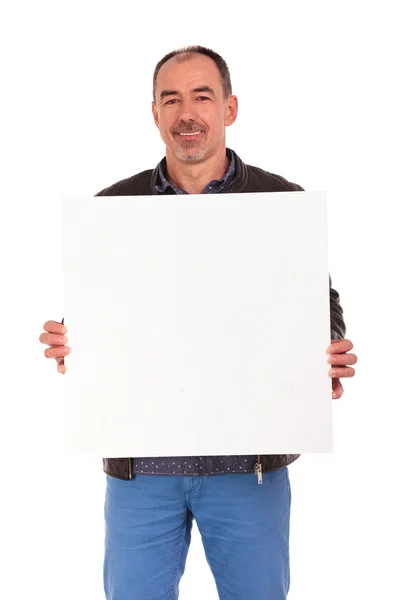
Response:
[132,455,259,476]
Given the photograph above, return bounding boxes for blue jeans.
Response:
[104,467,291,599]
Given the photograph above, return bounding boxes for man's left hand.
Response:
[327,339,357,399]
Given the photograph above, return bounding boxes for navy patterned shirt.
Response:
[133,148,257,477]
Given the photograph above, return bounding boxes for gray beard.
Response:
[174,146,208,162]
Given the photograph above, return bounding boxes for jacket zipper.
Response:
[255,455,263,484]
[128,457,132,480]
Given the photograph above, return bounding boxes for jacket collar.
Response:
[150,147,249,194]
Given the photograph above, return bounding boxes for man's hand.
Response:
[327,339,357,399]
[39,320,71,374]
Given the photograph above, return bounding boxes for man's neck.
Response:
[165,147,229,195]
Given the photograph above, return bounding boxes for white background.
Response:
[1,1,399,599]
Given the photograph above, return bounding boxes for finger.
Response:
[43,321,67,335]
[328,339,353,353]
[47,339,69,374]
[39,333,68,346]
[44,346,71,359]
[332,377,342,391]
[329,366,355,378]
[328,353,358,366]
[57,363,66,374]
[55,355,66,373]
[332,378,344,399]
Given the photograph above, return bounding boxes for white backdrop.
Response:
[1,1,399,599]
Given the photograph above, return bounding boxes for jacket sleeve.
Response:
[329,274,346,340]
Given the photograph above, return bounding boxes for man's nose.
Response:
[178,99,199,121]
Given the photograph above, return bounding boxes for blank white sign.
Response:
[62,191,332,458]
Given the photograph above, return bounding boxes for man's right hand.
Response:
[39,320,71,374]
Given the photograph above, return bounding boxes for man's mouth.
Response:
[176,131,203,139]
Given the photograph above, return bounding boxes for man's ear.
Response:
[224,95,238,127]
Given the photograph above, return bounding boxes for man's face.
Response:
[152,54,238,162]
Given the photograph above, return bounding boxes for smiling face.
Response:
[152,53,238,163]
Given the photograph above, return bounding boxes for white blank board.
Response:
[62,191,332,458]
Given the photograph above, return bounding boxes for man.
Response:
[40,46,357,599]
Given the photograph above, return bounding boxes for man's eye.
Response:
[165,96,209,105]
